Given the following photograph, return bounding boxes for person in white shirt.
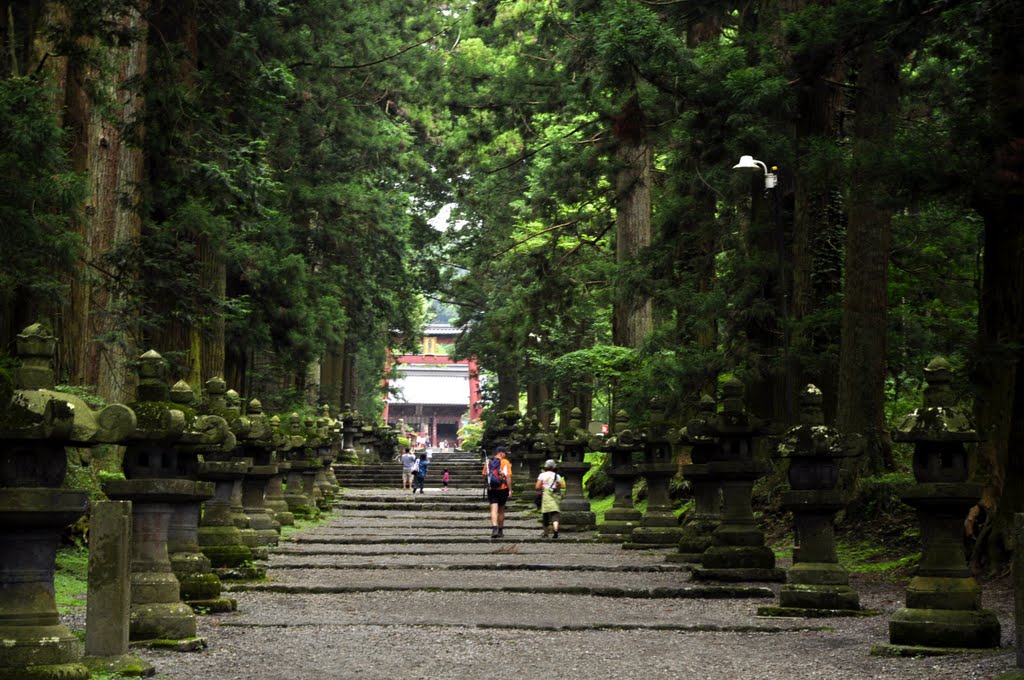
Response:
[535,459,563,538]
[400,448,417,490]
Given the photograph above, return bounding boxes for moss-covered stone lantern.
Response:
[594,410,642,543]
[556,408,595,531]
[163,379,234,614]
[759,384,861,615]
[0,322,136,679]
[264,414,295,527]
[339,404,358,464]
[672,394,723,563]
[104,352,224,645]
[279,413,318,520]
[878,357,1000,652]
[691,378,784,582]
[627,397,683,548]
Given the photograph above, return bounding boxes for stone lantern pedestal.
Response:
[167,484,236,613]
[242,463,281,547]
[283,459,319,519]
[875,358,1000,653]
[0,488,90,680]
[197,460,260,580]
[264,460,294,527]
[103,479,207,646]
[226,458,266,560]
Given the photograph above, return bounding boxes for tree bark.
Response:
[198,234,226,385]
[973,0,1024,568]
[836,42,899,476]
[612,96,653,349]
[52,2,147,403]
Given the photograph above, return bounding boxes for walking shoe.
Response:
[552,531,559,539]
[490,526,499,539]
[541,530,549,538]
[497,528,504,538]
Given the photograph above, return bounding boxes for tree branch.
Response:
[289,18,461,71]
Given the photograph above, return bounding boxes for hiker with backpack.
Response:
[413,451,429,494]
[483,446,513,539]
[535,459,564,538]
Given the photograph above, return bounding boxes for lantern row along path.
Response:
[119,487,1016,680]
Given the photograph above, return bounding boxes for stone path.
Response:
[137,488,1018,680]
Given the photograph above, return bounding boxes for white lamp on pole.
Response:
[733,155,777,189]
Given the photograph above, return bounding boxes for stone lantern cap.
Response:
[272,413,307,454]
[892,357,979,444]
[777,385,850,459]
[240,398,273,447]
[683,394,718,444]
[1,323,137,444]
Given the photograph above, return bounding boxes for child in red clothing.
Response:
[442,468,450,492]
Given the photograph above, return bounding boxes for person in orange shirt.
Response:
[483,446,513,538]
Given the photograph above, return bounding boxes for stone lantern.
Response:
[880,358,1000,651]
[162,379,234,614]
[280,413,318,519]
[320,404,342,495]
[236,398,281,549]
[691,378,784,582]
[508,412,532,491]
[104,352,228,645]
[759,385,861,615]
[628,398,683,548]
[480,407,520,457]
[556,408,595,531]
[263,414,295,527]
[339,405,358,464]
[672,395,723,563]
[593,410,642,542]
[0,322,136,679]
[302,414,330,511]
[195,380,259,581]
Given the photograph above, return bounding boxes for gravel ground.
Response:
[69,488,1019,680]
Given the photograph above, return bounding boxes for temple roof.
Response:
[388,364,470,406]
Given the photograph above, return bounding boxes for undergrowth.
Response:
[55,546,89,613]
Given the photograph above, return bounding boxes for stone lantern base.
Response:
[598,506,642,543]
[0,490,90,680]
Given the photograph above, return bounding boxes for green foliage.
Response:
[458,420,484,450]
[0,78,85,310]
[55,547,89,612]
[53,385,107,409]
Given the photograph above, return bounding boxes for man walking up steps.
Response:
[483,446,513,538]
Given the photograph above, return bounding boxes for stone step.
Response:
[229,579,774,599]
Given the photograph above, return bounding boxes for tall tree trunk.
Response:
[145,0,201,386]
[341,338,358,408]
[612,96,653,348]
[836,43,898,476]
[198,233,225,384]
[526,378,551,428]
[787,0,845,411]
[51,2,147,403]
[496,361,519,410]
[320,342,344,410]
[973,0,1024,568]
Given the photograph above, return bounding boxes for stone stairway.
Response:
[334,449,485,489]
[140,489,1016,679]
